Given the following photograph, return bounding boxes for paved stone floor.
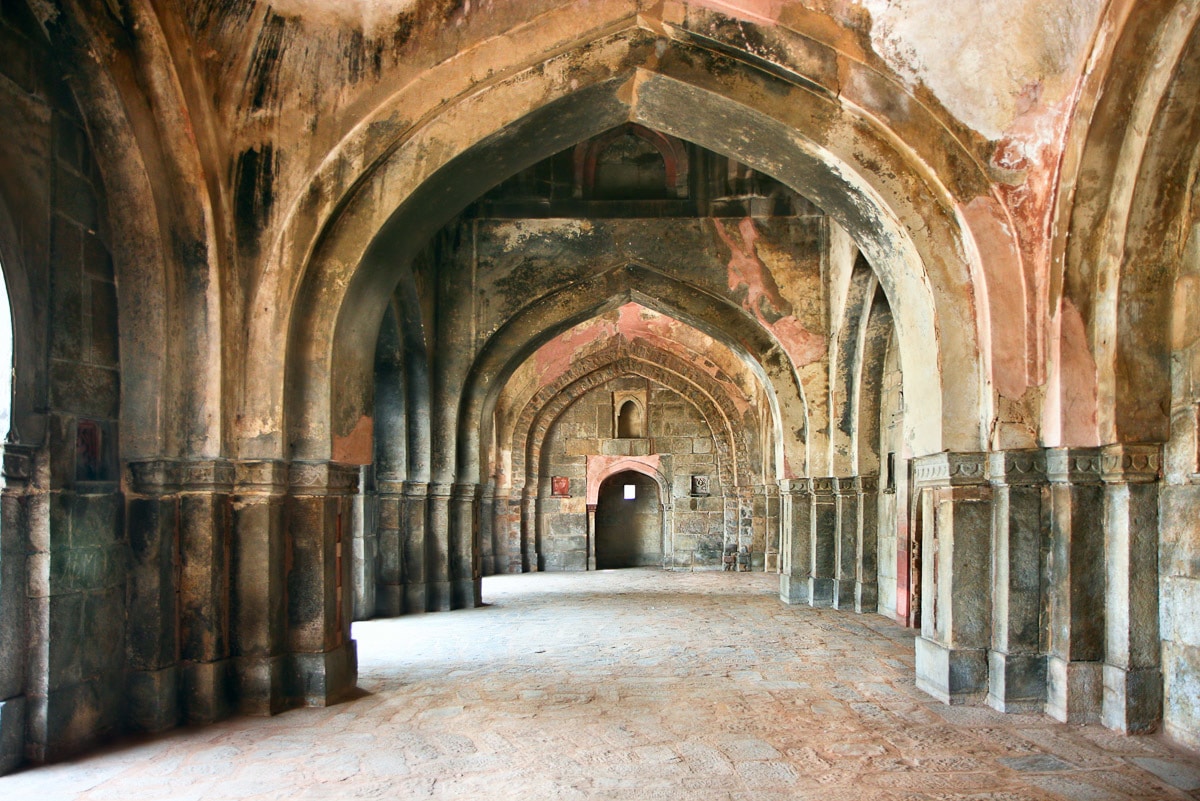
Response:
[4,569,1200,800]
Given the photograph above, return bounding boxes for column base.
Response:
[235,655,289,715]
[403,582,427,614]
[779,574,809,605]
[1102,664,1162,734]
[855,581,878,614]
[1045,656,1102,723]
[915,637,988,704]
[986,650,1046,713]
[427,581,452,612]
[0,696,26,775]
[809,576,835,607]
[374,583,403,618]
[832,578,855,610]
[125,665,181,732]
[182,658,234,724]
[290,640,358,707]
[451,578,480,610]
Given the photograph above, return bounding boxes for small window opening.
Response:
[885,452,896,493]
[623,484,636,500]
[617,399,644,438]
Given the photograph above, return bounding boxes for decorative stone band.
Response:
[811,477,838,496]
[288,461,360,496]
[375,478,406,495]
[427,482,454,500]
[1,443,39,486]
[911,452,988,488]
[234,460,288,495]
[127,458,236,495]
[987,449,1049,486]
[401,481,430,499]
[1045,447,1103,484]
[854,475,880,493]
[1100,443,1162,484]
[776,477,810,495]
[752,483,780,497]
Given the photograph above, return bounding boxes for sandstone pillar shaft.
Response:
[586,503,597,571]
[986,450,1048,713]
[809,477,837,606]
[373,477,404,617]
[1045,448,1105,723]
[0,445,37,772]
[521,488,538,572]
[913,453,992,705]
[401,481,429,613]
[778,479,811,604]
[855,476,879,613]
[833,477,858,609]
[450,483,480,609]
[426,483,453,611]
[479,483,495,577]
[1101,444,1162,733]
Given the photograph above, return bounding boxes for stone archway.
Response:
[594,470,665,570]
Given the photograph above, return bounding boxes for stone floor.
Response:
[4,569,1200,800]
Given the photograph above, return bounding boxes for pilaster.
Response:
[426,482,453,611]
[912,452,991,705]
[401,481,429,613]
[373,476,404,617]
[833,477,858,609]
[777,479,811,604]
[1100,444,1163,734]
[0,444,39,774]
[1045,448,1104,724]
[986,450,1048,713]
[450,483,480,609]
[855,475,879,614]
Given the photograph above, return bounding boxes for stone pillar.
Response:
[178,460,235,724]
[0,444,38,773]
[833,477,858,609]
[286,462,358,707]
[521,487,538,572]
[1100,444,1162,733]
[778,479,811,604]
[426,482,453,611]
[349,464,377,622]
[231,460,288,715]
[492,486,521,574]
[986,450,1048,713]
[1045,448,1105,723]
[855,475,879,613]
[373,477,404,617]
[586,504,597,571]
[912,452,991,705]
[809,477,837,606]
[760,483,780,572]
[124,459,181,731]
[479,483,495,577]
[401,481,429,613]
[450,483,479,609]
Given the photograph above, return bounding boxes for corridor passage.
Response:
[3,570,1198,800]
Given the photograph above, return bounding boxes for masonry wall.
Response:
[538,378,728,571]
[0,1,124,764]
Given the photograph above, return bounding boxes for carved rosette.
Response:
[1100,443,1162,484]
[1045,447,1103,484]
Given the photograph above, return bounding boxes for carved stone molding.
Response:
[912,452,988,487]
[234,460,289,494]
[288,461,360,496]
[126,458,181,494]
[1,443,38,487]
[180,460,234,493]
[427,482,454,500]
[855,475,880,493]
[1100,443,1162,484]
[777,477,810,495]
[376,479,406,495]
[1045,447,1103,484]
[988,449,1049,486]
[812,477,838,496]
[402,481,429,499]
[451,483,479,502]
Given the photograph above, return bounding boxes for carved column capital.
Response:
[987,449,1049,486]
[912,452,988,487]
[1045,447,1103,485]
[1100,443,1162,484]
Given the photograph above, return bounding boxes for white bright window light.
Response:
[623,484,636,500]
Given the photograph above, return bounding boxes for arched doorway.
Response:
[595,471,662,569]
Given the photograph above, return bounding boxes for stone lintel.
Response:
[912,452,988,488]
[1100,443,1162,484]
[988,449,1049,485]
[1045,447,1103,484]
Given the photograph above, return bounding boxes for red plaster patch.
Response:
[333,415,374,465]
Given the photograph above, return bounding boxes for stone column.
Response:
[1045,448,1105,723]
[479,483,495,577]
[124,459,181,731]
[912,452,991,705]
[1101,444,1162,733]
[401,481,429,613]
[492,486,521,574]
[349,464,377,622]
[833,477,858,609]
[286,461,359,707]
[760,483,780,572]
[986,450,1048,713]
[521,487,538,572]
[778,479,811,604]
[0,444,38,772]
[809,477,837,606]
[426,482,453,611]
[178,459,235,723]
[373,477,404,617]
[855,475,879,613]
[450,483,479,609]
[586,503,597,571]
[231,460,288,715]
